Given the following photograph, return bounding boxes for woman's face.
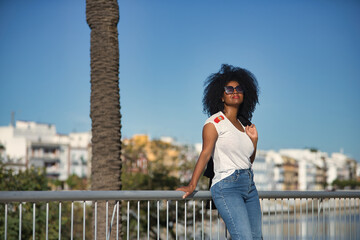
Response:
[222,81,244,107]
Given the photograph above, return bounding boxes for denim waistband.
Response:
[233,168,252,174]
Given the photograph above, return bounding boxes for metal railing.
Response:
[0,190,359,239]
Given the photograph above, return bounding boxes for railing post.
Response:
[184,201,187,240]
[106,201,108,240]
[147,201,150,240]
[166,200,169,240]
[126,201,130,240]
[71,201,74,240]
[281,198,284,239]
[46,202,49,240]
[299,198,302,238]
[4,203,7,240]
[176,200,178,240]
[33,203,36,240]
[18,203,22,240]
[312,199,314,240]
[116,201,119,240]
[287,198,290,240]
[83,201,86,240]
[157,200,160,240]
[59,202,61,240]
[137,201,140,240]
[94,201,98,240]
[193,200,195,239]
[201,200,204,240]
[268,198,270,236]
[261,199,264,236]
[274,198,277,239]
[294,198,296,238]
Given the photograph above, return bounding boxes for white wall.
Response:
[0,126,27,163]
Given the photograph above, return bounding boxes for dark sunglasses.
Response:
[224,85,244,94]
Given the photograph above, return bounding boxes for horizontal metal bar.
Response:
[0,191,210,202]
[259,190,360,199]
[0,190,359,203]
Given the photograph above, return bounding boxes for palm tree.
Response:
[86,0,122,239]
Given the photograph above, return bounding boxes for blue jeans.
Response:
[211,169,262,240]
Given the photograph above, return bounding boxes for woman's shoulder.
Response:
[204,111,226,125]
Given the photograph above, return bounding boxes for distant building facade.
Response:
[253,149,358,191]
[69,132,92,179]
[0,121,91,181]
[1,121,358,190]
[252,150,277,190]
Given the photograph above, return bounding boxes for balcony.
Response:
[0,191,359,239]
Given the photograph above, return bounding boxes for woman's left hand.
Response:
[245,124,258,144]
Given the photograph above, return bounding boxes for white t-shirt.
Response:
[204,111,254,187]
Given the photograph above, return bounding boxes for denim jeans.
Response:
[211,168,262,240]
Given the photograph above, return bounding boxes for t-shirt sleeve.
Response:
[204,117,222,134]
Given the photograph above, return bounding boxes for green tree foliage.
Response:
[0,166,49,191]
[66,174,89,190]
[0,162,54,239]
[0,162,93,239]
[332,178,360,189]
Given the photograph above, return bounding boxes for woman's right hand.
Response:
[176,184,196,199]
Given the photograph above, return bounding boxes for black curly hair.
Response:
[202,64,259,126]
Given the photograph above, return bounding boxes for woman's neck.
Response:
[223,106,238,121]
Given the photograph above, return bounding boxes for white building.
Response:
[28,142,69,180]
[279,149,327,190]
[253,148,356,191]
[0,121,59,174]
[327,152,357,185]
[69,132,92,179]
[253,150,283,190]
[0,121,91,181]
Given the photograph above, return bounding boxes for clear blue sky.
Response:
[1,0,359,161]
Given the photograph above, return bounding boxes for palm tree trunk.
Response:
[86,0,122,239]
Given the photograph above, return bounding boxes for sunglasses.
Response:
[224,85,244,94]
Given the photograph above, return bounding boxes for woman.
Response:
[177,64,262,239]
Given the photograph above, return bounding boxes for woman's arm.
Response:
[176,123,218,199]
[245,124,258,164]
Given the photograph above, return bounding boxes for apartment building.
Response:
[253,149,357,191]
[253,150,284,190]
[0,121,91,181]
